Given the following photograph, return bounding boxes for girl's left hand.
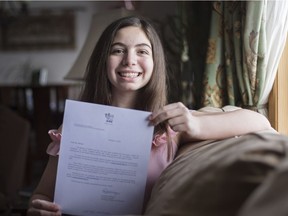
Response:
[27,199,62,216]
[149,102,199,139]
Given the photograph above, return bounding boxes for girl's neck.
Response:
[111,91,138,109]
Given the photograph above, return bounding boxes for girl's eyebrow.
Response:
[111,42,152,49]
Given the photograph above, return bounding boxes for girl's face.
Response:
[107,26,154,94]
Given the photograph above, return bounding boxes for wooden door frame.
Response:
[268,37,288,135]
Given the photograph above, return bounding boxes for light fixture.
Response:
[65,7,136,81]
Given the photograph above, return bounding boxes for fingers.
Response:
[150,102,190,130]
[32,199,59,210]
[28,199,61,216]
[48,130,62,141]
[166,115,189,131]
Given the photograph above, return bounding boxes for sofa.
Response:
[143,107,288,216]
[0,106,30,215]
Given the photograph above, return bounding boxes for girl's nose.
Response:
[122,51,136,66]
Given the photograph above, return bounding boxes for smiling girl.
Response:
[27,16,271,216]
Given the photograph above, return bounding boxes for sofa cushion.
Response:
[144,132,288,216]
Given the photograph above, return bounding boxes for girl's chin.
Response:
[118,85,144,92]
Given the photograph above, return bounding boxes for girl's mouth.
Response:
[118,72,142,78]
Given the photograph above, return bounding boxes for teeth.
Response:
[119,72,140,78]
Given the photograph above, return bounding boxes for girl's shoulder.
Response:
[152,126,178,148]
[47,127,179,156]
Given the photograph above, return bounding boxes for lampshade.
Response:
[65,8,137,80]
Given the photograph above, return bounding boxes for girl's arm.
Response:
[27,156,61,216]
[149,102,273,144]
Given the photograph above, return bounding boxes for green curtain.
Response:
[181,1,267,110]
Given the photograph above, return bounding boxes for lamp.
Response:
[65,8,137,80]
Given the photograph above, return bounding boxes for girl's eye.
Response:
[138,50,149,55]
[111,48,125,55]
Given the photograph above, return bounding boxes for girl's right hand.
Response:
[27,199,61,216]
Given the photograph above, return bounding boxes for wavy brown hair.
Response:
[80,16,173,159]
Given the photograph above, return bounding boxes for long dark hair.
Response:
[80,16,173,159]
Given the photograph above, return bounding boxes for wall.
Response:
[0,1,178,84]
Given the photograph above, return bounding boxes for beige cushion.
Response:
[198,105,242,113]
[144,132,288,216]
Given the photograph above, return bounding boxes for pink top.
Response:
[47,127,178,209]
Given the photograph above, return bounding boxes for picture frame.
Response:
[0,13,75,51]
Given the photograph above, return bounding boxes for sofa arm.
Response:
[144,132,288,216]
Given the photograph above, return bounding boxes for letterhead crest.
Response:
[105,113,114,124]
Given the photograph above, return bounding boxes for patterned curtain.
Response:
[182,1,267,110]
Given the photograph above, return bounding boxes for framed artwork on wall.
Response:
[0,13,75,51]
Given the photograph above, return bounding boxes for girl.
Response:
[27,16,272,216]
